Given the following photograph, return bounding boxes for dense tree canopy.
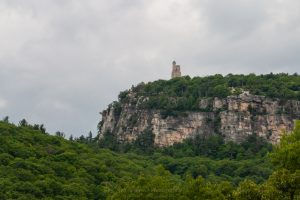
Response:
[118,73,300,112]
[0,119,299,199]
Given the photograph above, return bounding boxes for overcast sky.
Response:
[0,0,300,137]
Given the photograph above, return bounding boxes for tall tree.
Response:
[18,119,28,127]
[2,116,9,123]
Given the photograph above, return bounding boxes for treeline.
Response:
[118,73,300,111]
[0,118,299,199]
[0,119,144,199]
[98,130,274,184]
[103,122,300,199]
[161,133,273,160]
[2,116,96,144]
[99,129,272,160]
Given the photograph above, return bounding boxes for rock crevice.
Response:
[99,93,300,146]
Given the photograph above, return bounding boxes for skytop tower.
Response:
[171,61,181,78]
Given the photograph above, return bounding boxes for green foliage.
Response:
[109,167,236,200]
[264,121,300,200]
[266,169,300,200]
[128,114,138,126]
[120,73,300,114]
[161,133,272,160]
[98,130,119,151]
[55,131,65,138]
[1,118,299,199]
[111,101,122,117]
[2,116,9,123]
[19,119,28,127]
[233,180,261,200]
[133,128,155,154]
[108,166,185,200]
[118,89,130,103]
[270,121,300,172]
[0,121,147,199]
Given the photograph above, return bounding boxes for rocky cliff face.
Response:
[98,92,300,146]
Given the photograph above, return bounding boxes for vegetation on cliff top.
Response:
[1,118,299,199]
[118,73,300,112]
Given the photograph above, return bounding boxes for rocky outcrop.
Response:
[99,92,300,146]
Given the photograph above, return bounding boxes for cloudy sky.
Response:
[0,0,300,137]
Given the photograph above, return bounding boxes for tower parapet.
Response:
[171,61,181,78]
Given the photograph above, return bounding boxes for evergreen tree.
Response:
[88,131,93,143]
[39,124,46,133]
[55,131,65,138]
[134,128,155,154]
[18,119,28,127]
[2,116,9,123]
[69,134,74,141]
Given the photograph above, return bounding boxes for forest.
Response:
[118,73,300,112]
[0,118,299,199]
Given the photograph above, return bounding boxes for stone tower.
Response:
[171,61,181,78]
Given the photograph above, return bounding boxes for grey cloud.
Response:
[0,0,299,137]
[199,0,270,39]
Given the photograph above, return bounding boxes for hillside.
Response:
[99,74,300,146]
[0,120,299,199]
[1,73,300,199]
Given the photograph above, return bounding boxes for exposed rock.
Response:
[99,93,300,146]
[213,98,226,110]
[199,98,211,109]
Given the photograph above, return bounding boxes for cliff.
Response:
[98,90,300,147]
